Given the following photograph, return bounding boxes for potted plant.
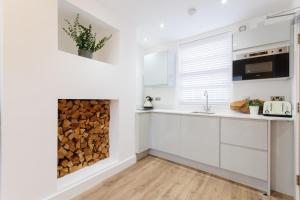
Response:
[63,14,112,59]
[247,99,263,116]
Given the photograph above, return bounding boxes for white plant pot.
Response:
[249,106,259,116]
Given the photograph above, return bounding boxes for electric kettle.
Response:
[143,96,153,110]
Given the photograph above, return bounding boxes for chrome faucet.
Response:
[203,90,210,112]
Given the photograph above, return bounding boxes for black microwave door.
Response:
[232,60,245,81]
[233,53,289,81]
[274,53,289,77]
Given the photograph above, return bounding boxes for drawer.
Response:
[221,118,268,150]
[220,144,267,180]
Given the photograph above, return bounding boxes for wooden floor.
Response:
[73,156,293,200]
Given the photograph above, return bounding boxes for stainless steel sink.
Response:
[191,111,216,115]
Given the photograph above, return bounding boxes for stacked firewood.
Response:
[57,99,110,178]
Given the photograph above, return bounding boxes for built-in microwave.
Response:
[232,46,289,81]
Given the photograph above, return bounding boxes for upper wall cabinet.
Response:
[58,0,120,65]
[143,51,176,87]
[233,20,291,51]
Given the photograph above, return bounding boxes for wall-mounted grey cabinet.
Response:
[233,20,291,51]
[143,50,176,87]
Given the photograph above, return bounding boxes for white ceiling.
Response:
[98,0,294,48]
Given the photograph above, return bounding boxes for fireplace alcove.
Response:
[57,99,119,190]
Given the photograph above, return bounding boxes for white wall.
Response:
[136,46,144,108]
[58,0,120,65]
[1,0,137,200]
[0,0,3,197]
[144,87,176,109]
[143,78,293,112]
[292,0,300,7]
[293,21,300,200]
[232,79,292,101]
[271,121,294,196]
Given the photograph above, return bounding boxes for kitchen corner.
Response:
[135,8,297,200]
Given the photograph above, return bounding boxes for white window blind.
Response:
[178,33,232,104]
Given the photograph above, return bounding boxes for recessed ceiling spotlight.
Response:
[160,23,165,29]
[239,25,247,32]
[144,37,149,42]
[188,8,197,16]
[221,0,227,4]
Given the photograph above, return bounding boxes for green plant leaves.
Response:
[62,14,112,53]
[247,99,263,107]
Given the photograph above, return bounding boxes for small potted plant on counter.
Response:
[63,14,112,59]
[247,99,263,116]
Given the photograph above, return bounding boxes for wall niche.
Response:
[58,0,120,65]
[57,99,110,178]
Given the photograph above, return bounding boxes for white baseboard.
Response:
[149,149,268,193]
[44,155,136,200]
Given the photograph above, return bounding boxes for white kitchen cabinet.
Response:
[233,20,291,51]
[135,113,151,153]
[221,118,268,150]
[143,50,175,87]
[220,118,268,181]
[221,144,268,180]
[150,113,181,155]
[134,110,290,195]
[180,115,220,167]
[135,111,290,195]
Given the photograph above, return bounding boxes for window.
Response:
[177,33,232,104]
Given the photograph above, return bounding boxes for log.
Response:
[57,99,110,178]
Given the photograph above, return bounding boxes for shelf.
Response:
[58,0,120,65]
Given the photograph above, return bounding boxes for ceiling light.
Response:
[188,8,197,16]
[160,23,165,29]
[239,25,247,32]
[144,37,148,42]
[221,0,227,4]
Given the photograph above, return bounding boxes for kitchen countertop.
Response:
[136,109,294,121]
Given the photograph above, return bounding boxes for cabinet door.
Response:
[180,115,220,167]
[135,113,151,153]
[144,51,168,86]
[150,113,181,155]
[221,144,267,180]
[233,21,290,50]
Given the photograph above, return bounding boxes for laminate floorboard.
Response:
[73,156,293,200]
